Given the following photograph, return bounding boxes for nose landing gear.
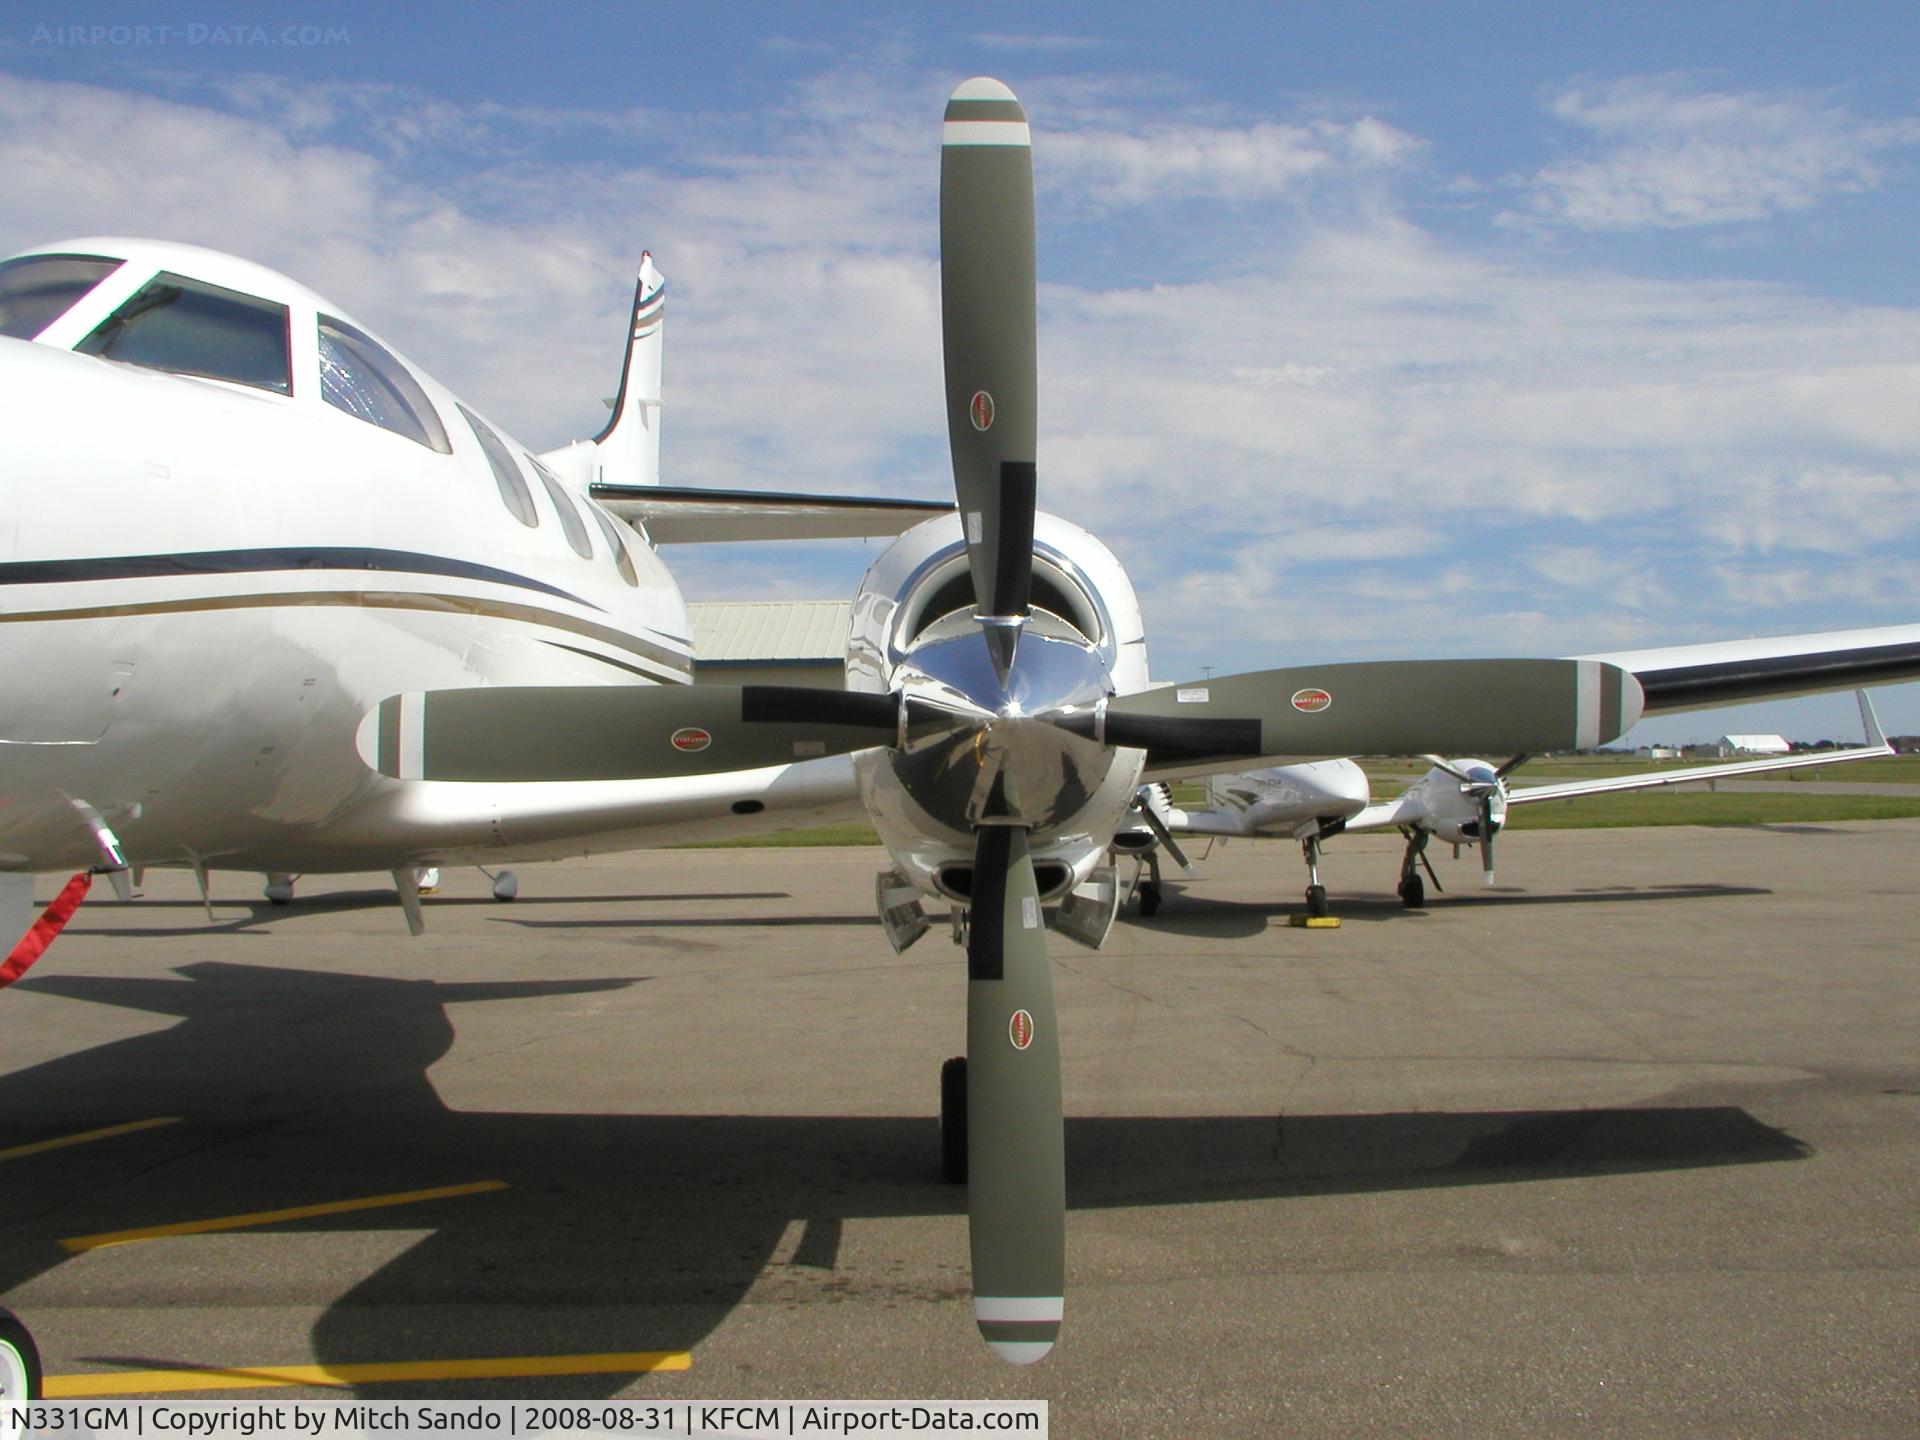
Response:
[1289,830,1340,929]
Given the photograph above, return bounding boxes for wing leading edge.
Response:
[1336,689,1893,834]
[593,485,952,544]
[1579,623,1920,716]
[1507,690,1892,806]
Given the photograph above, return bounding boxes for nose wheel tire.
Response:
[1398,873,1425,908]
[0,1307,42,1402]
[940,1055,968,1184]
[1137,880,1161,917]
[1305,884,1329,919]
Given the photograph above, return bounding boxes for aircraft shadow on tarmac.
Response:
[68,890,796,939]
[0,961,1807,1398]
[1135,883,1772,937]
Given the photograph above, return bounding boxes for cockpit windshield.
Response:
[0,254,123,340]
[78,271,292,394]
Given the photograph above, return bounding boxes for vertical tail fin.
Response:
[1857,689,1887,749]
[1204,771,1228,812]
[538,253,665,490]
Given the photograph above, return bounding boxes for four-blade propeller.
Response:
[356,77,1647,1364]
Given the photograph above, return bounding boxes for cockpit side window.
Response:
[588,501,641,586]
[317,314,451,452]
[528,455,593,559]
[0,254,124,340]
[77,271,291,393]
[458,403,540,527]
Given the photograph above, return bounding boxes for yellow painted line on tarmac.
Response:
[59,1179,510,1252]
[0,1117,182,1163]
[45,1351,692,1396]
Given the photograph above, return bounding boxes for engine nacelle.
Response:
[847,511,1150,904]
[1110,781,1173,854]
[1407,759,1509,843]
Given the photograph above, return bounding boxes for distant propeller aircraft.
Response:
[359,80,1920,1361]
[1156,690,1894,915]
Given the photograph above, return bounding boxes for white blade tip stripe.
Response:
[952,77,1018,102]
[1575,660,1601,750]
[400,692,426,781]
[943,120,1031,147]
[976,1297,1063,1322]
[987,1341,1054,1365]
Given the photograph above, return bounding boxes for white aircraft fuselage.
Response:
[0,238,694,875]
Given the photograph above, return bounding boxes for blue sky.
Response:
[3,1,1918,744]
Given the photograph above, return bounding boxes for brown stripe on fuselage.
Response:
[0,590,693,683]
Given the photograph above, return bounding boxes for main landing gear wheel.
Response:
[264,874,295,905]
[940,1055,968,1184]
[1137,880,1161,917]
[0,1306,42,1402]
[1396,826,1439,911]
[1297,832,1334,921]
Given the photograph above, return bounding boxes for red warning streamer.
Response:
[0,871,93,987]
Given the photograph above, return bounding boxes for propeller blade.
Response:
[1066,711,1262,762]
[1131,795,1195,874]
[1104,659,1644,763]
[1420,753,1478,785]
[966,824,1065,1363]
[1478,793,1496,885]
[941,78,1038,673]
[360,684,902,782]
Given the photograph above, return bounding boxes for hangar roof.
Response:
[688,600,851,663]
[1720,734,1792,753]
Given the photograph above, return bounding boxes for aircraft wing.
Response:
[592,484,952,543]
[1331,690,1891,830]
[1339,796,1427,835]
[1577,623,1920,715]
[1507,742,1892,805]
[329,753,872,868]
[1509,691,1892,804]
[1162,807,1253,838]
[1330,746,1890,834]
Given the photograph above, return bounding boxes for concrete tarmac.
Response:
[2,821,1916,1437]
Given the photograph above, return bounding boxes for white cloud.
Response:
[1509,75,1920,231]
[967,34,1119,54]
[0,61,1914,701]
[1044,115,1417,207]
[1700,465,1920,555]
[1029,216,1920,671]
